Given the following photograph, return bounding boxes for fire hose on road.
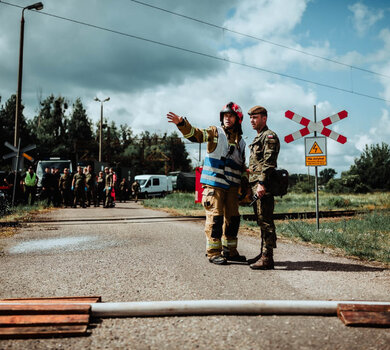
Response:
[89,299,390,318]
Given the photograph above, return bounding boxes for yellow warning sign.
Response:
[306,156,327,166]
[309,141,323,154]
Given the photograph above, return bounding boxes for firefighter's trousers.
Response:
[201,185,241,258]
[251,184,277,249]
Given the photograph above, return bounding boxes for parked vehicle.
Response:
[134,174,173,198]
[36,158,73,194]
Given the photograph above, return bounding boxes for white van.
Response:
[36,159,73,188]
[134,174,173,198]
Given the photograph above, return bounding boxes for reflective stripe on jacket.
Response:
[200,126,245,189]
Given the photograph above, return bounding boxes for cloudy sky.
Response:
[1,0,389,175]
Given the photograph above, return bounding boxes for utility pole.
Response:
[14,2,44,147]
[94,97,110,162]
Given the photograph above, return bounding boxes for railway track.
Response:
[0,209,373,227]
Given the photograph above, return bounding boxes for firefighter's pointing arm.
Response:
[166,112,218,152]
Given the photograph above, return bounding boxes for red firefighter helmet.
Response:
[220,102,243,124]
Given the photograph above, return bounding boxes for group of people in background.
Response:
[2,165,141,208]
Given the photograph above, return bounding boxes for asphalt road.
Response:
[0,201,389,349]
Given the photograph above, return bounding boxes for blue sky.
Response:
[0,0,389,175]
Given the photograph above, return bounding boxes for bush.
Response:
[291,181,313,193]
[353,183,370,194]
[327,196,351,208]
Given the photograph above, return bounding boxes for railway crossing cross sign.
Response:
[3,141,36,163]
[283,106,348,231]
[284,110,348,144]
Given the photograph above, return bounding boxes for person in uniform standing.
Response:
[59,168,72,207]
[72,166,86,208]
[104,167,114,208]
[23,166,38,205]
[247,106,280,270]
[131,180,140,203]
[119,178,128,202]
[86,165,97,207]
[52,168,61,207]
[97,171,105,207]
[41,167,54,206]
[167,102,248,265]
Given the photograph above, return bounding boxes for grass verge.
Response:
[0,201,52,238]
[144,192,390,264]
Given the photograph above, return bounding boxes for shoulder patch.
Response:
[267,134,274,139]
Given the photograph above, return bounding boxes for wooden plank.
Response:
[0,314,89,326]
[338,304,390,327]
[0,296,101,304]
[339,311,390,327]
[0,325,88,338]
[0,304,91,315]
[338,304,390,312]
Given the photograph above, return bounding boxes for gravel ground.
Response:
[0,202,389,349]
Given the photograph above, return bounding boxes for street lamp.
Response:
[94,97,110,162]
[14,2,44,147]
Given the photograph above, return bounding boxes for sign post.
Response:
[313,106,320,230]
[284,106,348,230]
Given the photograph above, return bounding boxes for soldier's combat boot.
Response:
[246,252,262,265]
[249,247,274,270]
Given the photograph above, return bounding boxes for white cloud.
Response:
[353,108,390,151]
[223,0,308,38]
[348,2,384,36]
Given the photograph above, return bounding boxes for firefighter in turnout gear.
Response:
[167,102,248,265]
[247,106,280,270]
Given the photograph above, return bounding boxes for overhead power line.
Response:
[1,0,389,103]
[129,0,390,80]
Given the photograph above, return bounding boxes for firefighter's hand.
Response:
[167,112,183,125]
[256,183,266,198]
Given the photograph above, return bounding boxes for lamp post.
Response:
[14,2,44,147]
[94,97,110,162]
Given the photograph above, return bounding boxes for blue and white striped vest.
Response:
[200,126,245,189]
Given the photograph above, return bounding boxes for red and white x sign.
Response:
[284,110,348,144]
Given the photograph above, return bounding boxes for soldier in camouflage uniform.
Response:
[59,168,72,207]
[167,102,248,265]
[86,165,97,207]
[104,167,114,208]
[247,106,280,270]
[72,166,87,208]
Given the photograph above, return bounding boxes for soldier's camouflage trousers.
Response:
[73,186,86,207]
[202,185,241,258]
[251,184,277,249]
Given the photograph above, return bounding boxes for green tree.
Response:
[164,132,191,172]
[29,95,69,158]
[319,168,337,185]
[349,143,390,190]
[0,95,34,170]
[68,98,95,161]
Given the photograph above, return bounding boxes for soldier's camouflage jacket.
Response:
[59,174,72,190]
[73,173,86,189]
[85,172,96,187]
[249,125,280,184]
